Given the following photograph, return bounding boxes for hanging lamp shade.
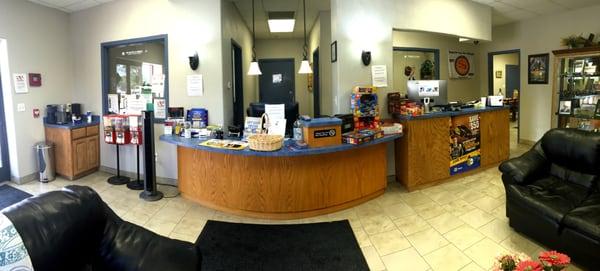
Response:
[298,0,312,74]
[298,58,312,74]
[248,0,262,76]
[248,61,262,75]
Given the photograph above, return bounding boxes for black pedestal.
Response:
[140,111,163,201]
[127,144,144,190]
[139,190,164,201]
[108,175,130,185]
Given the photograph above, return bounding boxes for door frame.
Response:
[312,48,320,116]
[258,58,296,103]
[488,49,521,143]
[0,74,10,180]
[231,39,244,127]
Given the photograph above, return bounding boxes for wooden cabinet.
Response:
[45,124,100,180]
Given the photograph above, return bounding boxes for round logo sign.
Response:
[454,55,470,76]
[329,129,336,137]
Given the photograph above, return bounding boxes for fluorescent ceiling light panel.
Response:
[268,12,295,33]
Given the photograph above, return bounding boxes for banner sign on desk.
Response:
[450,114,480,175]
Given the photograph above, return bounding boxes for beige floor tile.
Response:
[427,213,464,234]
[500,233,543,256]
[459,262,484,271]
[471,196,503,213]
[355,201,384,218]
[402,191,433,207]
[406,228,449,256]
[369,229,412,256]
[490,205,508,221]
[424,244,472,271]
[145,218,177,236]
[458,189,486,203]
[459,209,495,228]
[153,206,188,223]
[353,227,373,248]
[427,190,458,205]
[361,246,386,271]
[361,214,396,235]
[327,209,362,229]
[413,202,446,220]
[169,232,198,243]
[375,192,405,207]
[394,214,431,236]
[172,216,206,236]
[443,225,485,250]
[185,205,216,220]
[122,210,152,226]
[463,238,509,270]
[382,248,430,271]
[477,218,513,243]
[382,202,415,220]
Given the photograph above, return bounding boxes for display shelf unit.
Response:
[552,47,600,130]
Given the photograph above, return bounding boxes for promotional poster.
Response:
[450,114,480,175]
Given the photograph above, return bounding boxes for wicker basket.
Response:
[248,113,284,151]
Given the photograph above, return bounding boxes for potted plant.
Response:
[420,59,434,80]
[561,34,588,49]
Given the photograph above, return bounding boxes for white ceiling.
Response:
[471,0,600,26]
[28,0,114,13]
[230,0,330,39]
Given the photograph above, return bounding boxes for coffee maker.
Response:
[55,104,69,124]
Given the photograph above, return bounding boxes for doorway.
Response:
[488,50,521,145]
[258,58,295,104]
[312,48,320,116]
[0,74,10,181]
[231,41,244,127]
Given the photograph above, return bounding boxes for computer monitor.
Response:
[407,80,448,106]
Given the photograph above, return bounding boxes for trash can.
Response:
[35,142,55,183]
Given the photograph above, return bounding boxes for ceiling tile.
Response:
[489,1,517,12]
[64,0,100,12]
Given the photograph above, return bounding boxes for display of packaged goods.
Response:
[381,123,403,135]
[342,129,384,145]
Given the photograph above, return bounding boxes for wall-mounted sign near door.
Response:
[314,129,336,138]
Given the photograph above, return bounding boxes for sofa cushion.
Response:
[550,163,598,189]
[563,193,600,242]
[541,129,600,176]
[506,176,589,221]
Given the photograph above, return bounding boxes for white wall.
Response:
[0,0,73,181]
[492,53,519,95]
[70,0,224,180]
[221,0,256,126]
[255,38,313,116]
[479,4,600,142]
[393,30,483,102]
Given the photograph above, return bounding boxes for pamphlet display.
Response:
[449,114,481,175]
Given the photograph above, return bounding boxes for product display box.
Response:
[300,117,342,148]
[342,129,384,145]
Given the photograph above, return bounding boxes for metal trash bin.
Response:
[35,142,55,182]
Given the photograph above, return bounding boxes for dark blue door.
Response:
[0,74,10,181]
[313,48,320,116]
[505,64,520,98]
[231,41,244,127]
[258,59,295,104]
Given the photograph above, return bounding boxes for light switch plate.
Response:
[17,103,25,112]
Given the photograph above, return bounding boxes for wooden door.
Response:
[87,136,99,170]
[72,138,88,175]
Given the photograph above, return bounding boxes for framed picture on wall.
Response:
[331,41,337,63]
[495,71,502,78]
[528,53,549,84]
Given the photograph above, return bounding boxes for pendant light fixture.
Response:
[298,0,312,74]
[248,0,262,76]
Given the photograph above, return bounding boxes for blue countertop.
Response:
[159,133,401,157]
[44,115,100,129]
[394,106,509,121]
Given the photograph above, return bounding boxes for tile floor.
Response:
[4,125,586,271]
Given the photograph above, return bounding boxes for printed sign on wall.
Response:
[448,51,475,79]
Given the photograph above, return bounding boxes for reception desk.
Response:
[160,134,400,219]
[394,106,510,191]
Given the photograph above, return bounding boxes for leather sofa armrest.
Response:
[499,144,549,185]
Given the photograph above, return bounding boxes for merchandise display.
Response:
[351,86,380,130]
[342,129,384,145]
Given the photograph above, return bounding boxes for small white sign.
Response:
[417,81,440,97]
[126,95,147,115]
[268,118,287,136]
[154,98,166,119]
[371,65,388,87]
[265,104,285,120]
[272,74,282,84]
[187,74,204,96]
[13,73,28,94]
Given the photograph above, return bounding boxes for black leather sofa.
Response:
[1,185,201,271]
[499,128,600,269]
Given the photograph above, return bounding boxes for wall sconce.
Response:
[188,52,199,71]
[361,51,371,66]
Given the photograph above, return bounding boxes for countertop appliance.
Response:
[46,105,58,124]
[56,104,69,124]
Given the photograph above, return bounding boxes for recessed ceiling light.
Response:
[268,12,295,33]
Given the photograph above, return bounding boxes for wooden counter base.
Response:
[177,143,388,220]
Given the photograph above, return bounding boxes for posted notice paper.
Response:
[371,65,388,87]
[264,104,285,120]
[187,74,204,96]
[13,73,28,94]
[154,98,166,119]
